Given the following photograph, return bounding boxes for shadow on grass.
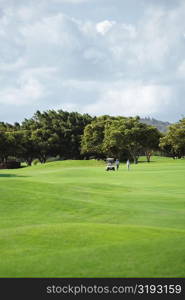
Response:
[138,161,156,163]
[0,174,28,178]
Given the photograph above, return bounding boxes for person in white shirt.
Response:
[126,159,130,171]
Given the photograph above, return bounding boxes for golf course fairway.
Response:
[0,157,184,277]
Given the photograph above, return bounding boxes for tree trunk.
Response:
[39,155,47,163]
[146,154,151,162]
[145,151,151,162]
[26,158,32,166]
[134,156,138,164]
[129,149,138,164]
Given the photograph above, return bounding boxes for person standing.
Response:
[126,159,130,171]
[115,159,120,170]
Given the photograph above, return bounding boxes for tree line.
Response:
[0,110,93,166]
[0,110,184,167]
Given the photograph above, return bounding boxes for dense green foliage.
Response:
[0,110,93,165]
[81,116,161,163]
[0,111,184,166]
[0,157,184,277]
[160,118,185,158]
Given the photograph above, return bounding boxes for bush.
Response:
[32,159,40,165]
[0,161,21,169]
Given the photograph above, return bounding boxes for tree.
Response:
[120,117,143,164]
[21,110,93,162]
[160,118,185,158]
[31,110,93,160]
[18,130,37,166]
[0,128,24,164]
[103,117,144,164]
[139,125,162,162]
[81,116,115,158]
[103,117,161,163]
[31,128,54,163]
[102,118,127,159]
[0,131,8,163]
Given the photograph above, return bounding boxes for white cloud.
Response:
[0,67,57,105]
[177,60,185,78]
[16,6,35,21]
[0,57,26,72]
[0,78,44,105]
[96,20,116,35]
[20,13,81,48]
[83,82,172,117]
[0,0,185,122]
[83,47,106,64]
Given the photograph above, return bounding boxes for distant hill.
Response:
[140,117,171,133]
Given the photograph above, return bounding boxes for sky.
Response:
[0,0,185,123]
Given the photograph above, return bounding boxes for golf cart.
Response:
[106,158,115,171]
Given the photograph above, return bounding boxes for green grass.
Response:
[0,157,185,277]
